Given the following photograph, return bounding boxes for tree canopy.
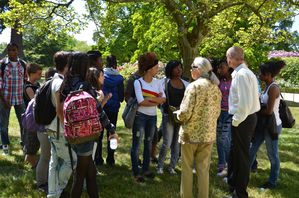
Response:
[1,0,298,76]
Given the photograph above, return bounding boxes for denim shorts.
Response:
[71,141,94,156]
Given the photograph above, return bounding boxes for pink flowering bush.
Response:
[268,51,299,59]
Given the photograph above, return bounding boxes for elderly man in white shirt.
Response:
[226,46,260,198]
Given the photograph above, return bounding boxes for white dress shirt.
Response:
[228,63,260,127]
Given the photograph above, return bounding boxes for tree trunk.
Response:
[11,20,25,59]
[178,36,198,80]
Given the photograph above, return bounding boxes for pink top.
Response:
[219,78,231,111]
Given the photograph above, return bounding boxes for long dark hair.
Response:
[60,52,90,101]
[86,67,103,90]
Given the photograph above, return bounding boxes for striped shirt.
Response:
[0,58,26,105]
[134,77,165,116]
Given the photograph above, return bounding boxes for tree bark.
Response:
[11,26,25,59]
[178,35,197,80]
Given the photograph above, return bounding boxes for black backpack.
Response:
[33,77,57,125]
[1,59,27,78]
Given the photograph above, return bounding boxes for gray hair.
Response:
[192,57,220,85]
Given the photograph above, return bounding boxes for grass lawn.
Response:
[0,105,298,198]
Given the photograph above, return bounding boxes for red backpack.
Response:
[63,90,102,144]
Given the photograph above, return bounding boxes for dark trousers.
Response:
[95,110,118,165]
[228,113,257,198]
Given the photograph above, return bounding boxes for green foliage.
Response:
[118,63,138,81]
[0,0,84,38]
[90,0,299,75]
[87,1,139,64]
[278,57,299,87]
[0,42,6,52]
[23,26,90,67]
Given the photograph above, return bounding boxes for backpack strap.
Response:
[68,143,74,172]
[56,118,60,140]
[1,58,27,79]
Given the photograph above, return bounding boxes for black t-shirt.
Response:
[24,81,40,107]
[163,80,185,113]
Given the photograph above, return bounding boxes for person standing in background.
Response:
[226,46,260,198]
[100,55,124,166]
[23,63,42,168]
[249,60,285,190]
[0,43,27,155]
[216,59,233,178]
[157,60,189,175]
[130,52,166,184]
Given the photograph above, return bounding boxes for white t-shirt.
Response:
[45,73,64,133]
[134,77,165,116]
[260,83,282,126]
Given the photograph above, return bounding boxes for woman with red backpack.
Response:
[58,52,118,198]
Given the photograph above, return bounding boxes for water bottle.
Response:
[110,138,118,150]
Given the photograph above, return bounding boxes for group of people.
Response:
[0,43,285,198]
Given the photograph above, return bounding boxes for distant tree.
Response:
[0,0,84,59]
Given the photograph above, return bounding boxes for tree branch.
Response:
[45,0,75,18]
[244,3,264,25]
[162,0,184,28]
[208,2,244,18]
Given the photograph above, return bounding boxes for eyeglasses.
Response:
[191,66,199,70]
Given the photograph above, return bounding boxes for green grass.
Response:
[0,105,298,198]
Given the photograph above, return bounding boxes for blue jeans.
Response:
[131,112,157,176]
[48,132,77,198]
[216,111,232,170]
[158,114,180,169]
[0,101,25,145]
[249,124,282,185]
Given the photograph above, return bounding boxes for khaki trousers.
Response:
[180,143,213,198]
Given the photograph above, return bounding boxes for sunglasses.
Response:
[191,66,199,70]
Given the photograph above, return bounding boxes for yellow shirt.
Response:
[177,78,221,144]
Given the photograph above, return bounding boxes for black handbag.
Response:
[279,94,295,128]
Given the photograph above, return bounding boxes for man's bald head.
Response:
[226,46,244,68]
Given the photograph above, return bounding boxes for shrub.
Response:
[278,57,299,87]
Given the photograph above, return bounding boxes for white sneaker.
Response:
[223,177,228,183]
[2,145,9,155]
[217,168,228,177]
[157,168,164,174]
[168,168,177,175]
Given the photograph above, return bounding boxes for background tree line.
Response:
[0,0,298,79]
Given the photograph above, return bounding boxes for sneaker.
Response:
[217,168,228,177]
[168,168,177,175]
[157,168,164,175]
[259,182,276,190]
[223,177,228,184]
[2,145,9,155]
